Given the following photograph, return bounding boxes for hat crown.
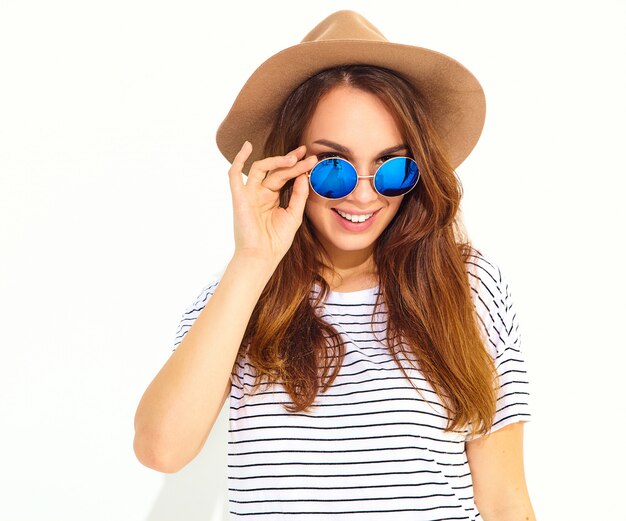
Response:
[301,10,388,43]
[217,10,486,172]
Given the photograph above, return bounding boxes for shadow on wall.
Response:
[145,403,230,521]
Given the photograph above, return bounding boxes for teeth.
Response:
[336,209,374,223]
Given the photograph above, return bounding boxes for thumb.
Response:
[285,173,310,223]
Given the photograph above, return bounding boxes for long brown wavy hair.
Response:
[234,64,497,436]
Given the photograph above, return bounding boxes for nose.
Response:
[346,166,379,203]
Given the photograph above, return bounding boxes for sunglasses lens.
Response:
[309,156,420,199]
[374,157,420,197]
[309,158,357,199]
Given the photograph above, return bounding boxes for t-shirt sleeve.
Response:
[466,250,532,439]
[171,279,221,352]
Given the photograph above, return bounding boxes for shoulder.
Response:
[465,246,509,312]
[464,246,517,359]
[463,247,532,438]
[171,276,222,352]
[177,278,222,320]
[465,246,506,299]
[187,279,221,309]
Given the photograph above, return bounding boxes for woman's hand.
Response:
[227,141,317,269]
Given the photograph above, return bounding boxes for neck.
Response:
[321,248,378,291]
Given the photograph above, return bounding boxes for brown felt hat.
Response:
[216,10,486,172]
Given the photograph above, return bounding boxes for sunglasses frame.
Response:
[306,155,420,200]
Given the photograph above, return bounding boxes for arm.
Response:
[466,422,536,521]
[133,142,314,473]
[133,255,274,473]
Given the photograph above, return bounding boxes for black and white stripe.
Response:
[172,250,531,519]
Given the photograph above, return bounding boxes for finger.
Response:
[279,144,307,160]
[247,145,308,185]
[285,172,310,223]
[287,144,307,158]
[247,153,299,186]
[261,154,318,193]
[228,141,253,193]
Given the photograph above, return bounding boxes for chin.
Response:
[324,234,378,251]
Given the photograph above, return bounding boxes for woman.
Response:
[134,10,535,520]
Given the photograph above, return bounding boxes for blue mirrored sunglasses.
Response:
[307,156,420,200]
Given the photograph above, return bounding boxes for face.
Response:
[302,85,408,269]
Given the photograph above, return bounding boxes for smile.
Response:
[334,209,375,222]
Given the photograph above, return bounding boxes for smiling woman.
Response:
[133,9,535,520]
[301,86,410,274]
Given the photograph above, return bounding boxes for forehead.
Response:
[303,86,404,148]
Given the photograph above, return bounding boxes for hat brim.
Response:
[216,40,486,172]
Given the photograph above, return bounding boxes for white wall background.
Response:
[1,0,624,519]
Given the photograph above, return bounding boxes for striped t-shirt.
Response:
[171,250,531,520]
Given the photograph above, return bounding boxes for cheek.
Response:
[303,202,320,229]
[304,194,327,220]
[386,197,405,221]
[394,195,405,211]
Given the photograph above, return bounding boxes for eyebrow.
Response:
[312,139,409,156]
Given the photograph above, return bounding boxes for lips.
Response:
[331,208,380,231]
[333,208,379,216]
